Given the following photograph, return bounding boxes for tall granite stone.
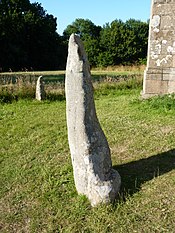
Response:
[142,0,175,98]
[36,76,46,101]
[65,34,121,206]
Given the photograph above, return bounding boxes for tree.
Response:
[124,19,149,64]
[63,18,102,67]
[97,19,149,67]
[0,0,30,70]
[63,18,101,40]
[0,0,66,71]
[98,20,125,66]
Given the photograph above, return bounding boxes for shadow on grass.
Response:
[113,149,175,199]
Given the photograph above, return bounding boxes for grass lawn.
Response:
[0,86,175,232]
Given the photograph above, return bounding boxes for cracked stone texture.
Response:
[36,76,46,101]
[65,34,121,206]
[142,0,175,98]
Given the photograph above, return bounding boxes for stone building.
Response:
[142,0,175,98]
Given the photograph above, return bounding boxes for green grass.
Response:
[1,84,175,232]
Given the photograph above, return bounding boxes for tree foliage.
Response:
[0,0,66,71]
[64,18,149,67]
[63,18,102,66]
[0,1,149,71]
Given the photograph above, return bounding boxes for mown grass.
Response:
[1,76,175,232]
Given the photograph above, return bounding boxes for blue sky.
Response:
[30,0,151,35]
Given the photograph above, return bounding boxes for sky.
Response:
[30,0,151,35]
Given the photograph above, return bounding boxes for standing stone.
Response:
[142,0,175,98]
[65,34,121,206]
[36,76,46,101]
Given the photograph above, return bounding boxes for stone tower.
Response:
[142,0,175,98]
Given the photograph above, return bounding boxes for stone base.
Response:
[142,68,175,99]
[86,168,121,207]
[141,91,159,100]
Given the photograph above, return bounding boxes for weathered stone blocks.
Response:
[142,0,175,98]
[65,34,121,206]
